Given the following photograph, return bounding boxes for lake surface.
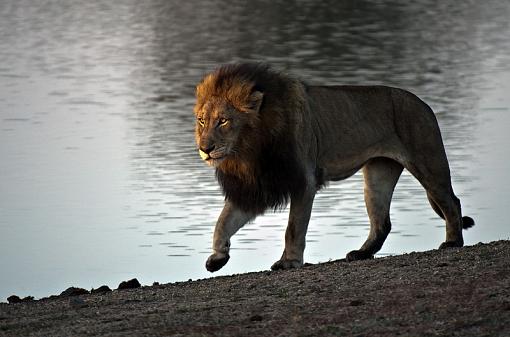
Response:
[1,0,509,300]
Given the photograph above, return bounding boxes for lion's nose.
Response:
[200,145,215,154]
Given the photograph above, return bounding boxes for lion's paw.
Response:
[205,253,230,272]
[270,259,302,271]
[438,241,463,249]
[346,250,374,262]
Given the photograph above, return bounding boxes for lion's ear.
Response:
[244,91,264,113]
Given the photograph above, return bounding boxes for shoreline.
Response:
[1,240,509,336]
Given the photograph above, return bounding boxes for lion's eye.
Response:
[219,118,229,126]
[197,117,205,126]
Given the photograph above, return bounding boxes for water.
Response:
[1,0,509,300]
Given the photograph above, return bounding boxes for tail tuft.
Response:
[462,216,475,229]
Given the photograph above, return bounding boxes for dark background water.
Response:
[1,0,509,300]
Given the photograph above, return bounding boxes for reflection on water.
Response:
[1,0,509,300]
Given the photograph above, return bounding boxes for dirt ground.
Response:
[1,240,509,337]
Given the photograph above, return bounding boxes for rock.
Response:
[349,299,364,306]
[90,285,112,294]
[250,314,263,322]
[68,297,87,308]
[8,295,35,303]
[117,278,141,290]
[60,287,90,297]
[7,295,21,304]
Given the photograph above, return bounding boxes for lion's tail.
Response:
[462,216,475,229]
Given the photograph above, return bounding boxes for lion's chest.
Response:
[216,153,305,214]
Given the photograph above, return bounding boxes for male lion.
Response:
[193,63,474,272]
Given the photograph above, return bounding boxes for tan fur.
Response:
[194,63,474,272]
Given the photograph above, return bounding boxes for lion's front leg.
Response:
[206,201,254,272]
[271,186,316,271]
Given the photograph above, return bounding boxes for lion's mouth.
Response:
[199,149,227,166]
[206,157,225,167]
[205,155,226,167]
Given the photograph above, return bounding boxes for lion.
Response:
[193,63,474,272]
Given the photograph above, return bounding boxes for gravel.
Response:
[1,240,509,336]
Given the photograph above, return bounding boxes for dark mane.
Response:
[211,63,271,93]
[196,63,289,115]
[197,63,308,214]
[216,141,306,214]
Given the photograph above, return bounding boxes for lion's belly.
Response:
[319,136,407,182]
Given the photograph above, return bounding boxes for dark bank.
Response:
[1,240,508,336]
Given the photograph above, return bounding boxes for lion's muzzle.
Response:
[198,145,228,166]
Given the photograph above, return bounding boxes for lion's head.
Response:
[194,64,268,170]
[193,63,307,213]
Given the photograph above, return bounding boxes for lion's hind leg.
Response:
[406,160,474,249]
[428,189,476,248]
[428,192,475,231]
[346,158,403,262]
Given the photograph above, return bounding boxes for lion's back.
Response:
[306,85,397,154]
[305,85,446,178]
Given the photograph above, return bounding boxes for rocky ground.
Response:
[1,240,509,337]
